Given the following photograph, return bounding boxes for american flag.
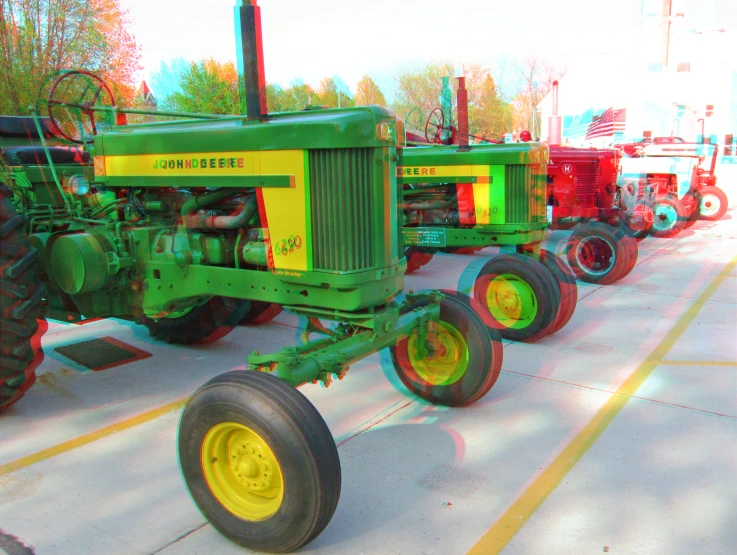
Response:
[585,107,626,139]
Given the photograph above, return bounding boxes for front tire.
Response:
[178,370,341,553]
[389,292,503,406]
[537,249,578,336]
[566,222,629,284]
[651,196,686,238]
[699,186,728,221]
[142,296,250,344]
[1,184,47,409]
[473,254,560,342]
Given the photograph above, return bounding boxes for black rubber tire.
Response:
[178,370,340,553]
[566,222,628,285]
[617,230,638,281]
[142,296,250,345]
[514,254,562,343]
[239,301,284,326]
[442,246,485,255]
[699,186,728,221]
[621,200,653,241]
[650,196,686,238]
[681,193,701,228]
[403,246,434,274]
[389,291,503,406]
[0,183,47,409]
[473,254,560,342]
[537,249,578,336]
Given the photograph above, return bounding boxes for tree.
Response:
[265,83,287,112]
[392,63,456,130]
[0,0,141,115]
[314,76,354,109]
[468,74,513,141]
[392,63,511,142]
[165,58,240,115]
[275,79,317,112]
[355,75,386,106]
[510,56,566,135]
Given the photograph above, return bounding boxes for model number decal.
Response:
[274,235,303,256]
[474,207,499,216]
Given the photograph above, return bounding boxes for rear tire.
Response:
[390,292,503,406]
[240,301,283,326]
[443,246,485,255]
[699,186,728,221]
[473,254,560,342]
[620,201,654,241]
[142,296,250,345]
[178,370,340,553]
[651,196,686,238]
[403,246,434,274]
[680,193,700,228]
[0,183,47,409]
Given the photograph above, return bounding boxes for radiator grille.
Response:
[574,160,597,206]
[309,148,375,271]
[505,164,547,223]
[595,159,618,208]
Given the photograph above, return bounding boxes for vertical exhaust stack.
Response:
[237,0,268,120]
[548,80,562,145]
[456,76,469,150]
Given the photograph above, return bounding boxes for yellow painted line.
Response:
[0,398,188,477]
[468,253,737,555]
[658,360,737,367]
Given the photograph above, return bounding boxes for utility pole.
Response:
[661,0,672,69]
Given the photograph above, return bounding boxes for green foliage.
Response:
[271,80,317,112]
[392,63,512,142]
[468,74,513,141]
[392,63,457,130]
[164,59,240,115]
[355,75,386,107]
[0,0,141,115]
[313,77,354,109]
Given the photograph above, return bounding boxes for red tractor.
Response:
[408,79,639,285]
[545,144,639,284]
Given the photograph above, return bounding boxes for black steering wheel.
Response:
[424,108,445,144]
[47,70,117,143]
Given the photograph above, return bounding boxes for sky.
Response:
[119,0,736,101]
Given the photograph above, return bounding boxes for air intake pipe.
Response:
[548,80,562,146]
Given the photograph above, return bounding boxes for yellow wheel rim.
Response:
[406,322,468,386]
[485,273,538,329]
[201,422,284,521]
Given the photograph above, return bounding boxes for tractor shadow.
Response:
[307,415,469,550]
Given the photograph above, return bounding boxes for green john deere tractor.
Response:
[0,2,505,552]
[399,119,577,344]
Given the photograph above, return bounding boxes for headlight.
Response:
[378,122,396,143]
[66,174,91,195]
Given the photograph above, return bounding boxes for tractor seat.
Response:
[1,145,91,165]
[0,115,58,139]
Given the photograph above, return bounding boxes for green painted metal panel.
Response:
[94,107,395,156]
